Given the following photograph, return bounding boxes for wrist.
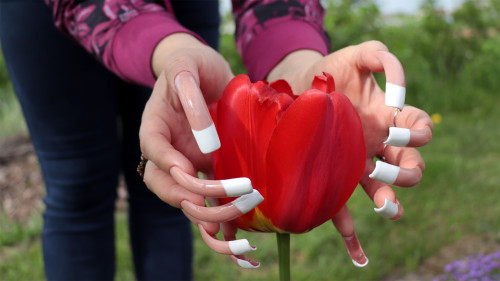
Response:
[152,33,206,78]
[266,50,323,94]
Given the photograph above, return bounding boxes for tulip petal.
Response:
[264,90,365,233]
[210,74,366,234]
[312,72,335,93]
[269,79,294,97]
[210,75,295,231]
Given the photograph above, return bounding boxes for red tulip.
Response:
[209,73,366,234]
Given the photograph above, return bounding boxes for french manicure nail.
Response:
[352,258,369,267]
[235,258,261,269]
[231,190,264,214]
[343,234,369,268]
[385,82,406,110]
[369,161,400,185]
[175,72,220,154]
[228,239,256,255]
[192,124,221,154]
[374,198,399,219]
[384,127,411,147]
[221,178,253,197]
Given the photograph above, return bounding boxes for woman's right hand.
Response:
[139,33,263,268]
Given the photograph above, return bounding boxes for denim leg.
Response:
[118,83,193,281]
[171,0,220,50]
[1,1,222,280]
[117,2,220,280]
[0,1,120,279]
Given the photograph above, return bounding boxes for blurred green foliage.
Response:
[0,45,25,136]
[0,46,10,88]
[219,0,500,115]
[327,0,500,114]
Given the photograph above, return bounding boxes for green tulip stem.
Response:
[277,232,291,281]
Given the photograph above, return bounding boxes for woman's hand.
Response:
[267,40,433,266]
[139,33,263,267]
[269,40,433,219]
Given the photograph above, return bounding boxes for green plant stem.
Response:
[277,232,290,281]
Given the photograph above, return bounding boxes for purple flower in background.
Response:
[432,251,500,281]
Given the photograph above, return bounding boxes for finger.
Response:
[373,51,406,110]
[163,49,233,154]
[197,224,257,255]
[164,48,234,105]
[143,160,205,209]
[221,222,261,269]
[207,198,261,268]
[371,145,424,187]
[230,255,261,269]
[174,71,220,153]
[332,206,369,267]
[139,76,196,175]
[356,41,406,110]
[361,160,404,220]
[369,160,422,187]
[180,190,263,223]
[170,166,253,197]
[384,126,433,148]
[182,210,220,235]
[384,105,433,148]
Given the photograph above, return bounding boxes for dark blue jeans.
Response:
[0,0,219,280]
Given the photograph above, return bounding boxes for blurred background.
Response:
[1,0,499,280]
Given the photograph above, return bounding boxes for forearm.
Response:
[232,0,330,82]
[44,0,204,88]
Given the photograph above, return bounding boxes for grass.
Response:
[0,86,26,137]
[1,103,498,280]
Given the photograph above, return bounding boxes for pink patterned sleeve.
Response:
[232,0,331,81]
[44,0,202,87]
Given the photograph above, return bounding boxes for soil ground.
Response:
[0,135,44,223]
[1,135,499,281]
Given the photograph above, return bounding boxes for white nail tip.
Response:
[192,123,221,154]
[374,198,399,219]
[369,161,400,185]
[236,259,260,269]
[232,190,264,214]
[385,83,406,110]
[221,178,253,197]
[352,258,369,268]
[384,127,411,147]
[228,239,255,255]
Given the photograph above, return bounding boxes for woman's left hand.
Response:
[268,40,433,220]
[267,40,433,266]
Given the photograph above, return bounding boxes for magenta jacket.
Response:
[45,0,330,88]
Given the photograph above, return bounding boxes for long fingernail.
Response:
[385,83,405,110]
[369,161,400,185]
[352,258,369,267]
[228,239,256,255]
[235,258,261,269]
[175,72,220,154]
[170,166,252,198]
[343,234,369,268]
[192,124,221,154]
[384,127,411,147]
[231,190,264,214]
[407,127,433,147]
[221,178,253,197]
[374,198,399,219]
